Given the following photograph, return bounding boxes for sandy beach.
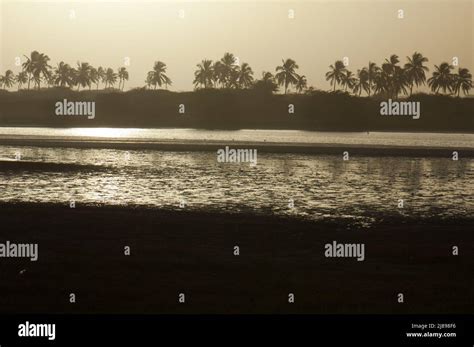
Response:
[0,202,472,314]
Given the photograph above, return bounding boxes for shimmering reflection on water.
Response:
[0,146,473,224]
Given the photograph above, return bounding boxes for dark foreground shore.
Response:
[0,203,472,314]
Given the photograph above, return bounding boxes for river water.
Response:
[0,128,472,224]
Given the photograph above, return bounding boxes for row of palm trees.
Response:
[0,51,129,91]
[326,52,472,97]
[1,50,472,96]
[192,53,307,93]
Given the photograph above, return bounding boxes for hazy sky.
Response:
[0,0,472,91]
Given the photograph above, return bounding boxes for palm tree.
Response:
[228,68,240,89]
[54,62,74,88]
[193,59,214,89]
[452,67,472,97]
[32,52,51,89]
[22,51,51,90]
[295,74,307,93]
[380,55,409,98]
[96,67,105,90]
[147,61,171,89]
[276,58,299,94]
[145,72,154,89]
[237,62,254,89]
[16,71,28,90]
[325,60,346,92]
[220,53,238,88]
[75,62,92,90]
[404,52,429,96]
[367,62,379,96]
[22,52,35,90]
[117,67,129,91]
[1,70,15,89]
[212,61,226,88]
[104,68,118,89]
[340,70,356,92]
[352,68,369,96]
[372,68,390,96]
[428,63,454,94]
[46,70,56,88]
[381,55,399,98]
[89,67,99,91]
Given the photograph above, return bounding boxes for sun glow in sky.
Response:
[0,0,472,91]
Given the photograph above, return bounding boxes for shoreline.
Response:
[2,125,474,134]
[0,137,472,157]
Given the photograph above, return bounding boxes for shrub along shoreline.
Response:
[0,88,472,133]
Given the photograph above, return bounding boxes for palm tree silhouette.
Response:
[89,67,98,91]
[228,69,240,89]
[340,70,356,92]
[428,63,454,94]
[352,68,369,96]
[145,72,154,89]
[26,51,51,89]
[104,68,118,89]
[372,68,389,96]
[54,62,74,88]
[1,70,15,89]
[16,71,28,90]
[75,62,92,91]
[22,51,50,90]
[366,62,379,96]
[194,59,214,89]
[237,63,254,89]
[276,58,299,94]
[147,61,171,89]
[118,67,129,91]
[46,70,56,88]
[452,67,472,96]
[404,52,429,96]
[295,74,307,93]
[381,55,407,98]
[325,60,346,92]
[96,67,105,90]
[212,61,226,88]
[220,53,238,88]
